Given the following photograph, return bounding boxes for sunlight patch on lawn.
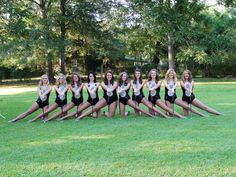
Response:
[26,134,113,146]
[0,87,36,95]
[195,82,236,85]
[216,103,236,106]
[135,140,211,153]
[65,134,113,140]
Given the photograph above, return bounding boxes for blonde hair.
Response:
[181,69,193,82]
[119,72,128,86]
[56,73,67,87]
[165,68,177,83]
[38,74,49,88]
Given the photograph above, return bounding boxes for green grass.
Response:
[0,83,236,177]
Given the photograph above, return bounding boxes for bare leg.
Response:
[127,100,153,117]
[119,102,126,116]
[60,102,91,120]
[73,102,91,120]
[192,99,222,115]
[149,107,155,115]
[142,98,169,118]
[43,106,49,120]
[181,101,190,116]
[133,99,140,116]
[174,99,206,117]
[46,102,75,121]
[9,103,39,123]
[77,99,107,120]
[156,100,185,119]
[94,109,100,118]
[29,103,58,122]
[107,101,117,117]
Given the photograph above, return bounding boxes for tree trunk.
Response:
[168,33,175,69]
[60,0,66,74]
[37,0,54,82]
[47,52,54,82]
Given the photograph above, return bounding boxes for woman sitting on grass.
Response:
[146,69,184,119]
[117,72,153,117]
[9,74,52,123]
[44,72,84,121]
[76,70,118,120]
[131,68,169,118]
[164,69,206,117]
[29,73,69,122]
[60,72,100,120]
[180,69,222,116]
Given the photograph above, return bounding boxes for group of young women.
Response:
[9,68,222,123]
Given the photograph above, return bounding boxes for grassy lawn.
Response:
[0,82,236,176]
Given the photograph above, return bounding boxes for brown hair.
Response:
[134,68,143,84]
[71,72,82,87]
[148,69,159,83]
[104,70,114,85]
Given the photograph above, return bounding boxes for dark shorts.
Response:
[148,94,161,105]
[165,93,177,104]
[72,96,83,106]
[55,98,67,107]
[119,95,131,105]
[182,93,195,104]
[104,95,118,105]
[132,93,145,104]
[36,98,49,109]
[87,97,99,105]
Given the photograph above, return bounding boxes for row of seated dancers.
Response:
[9,68,222,123]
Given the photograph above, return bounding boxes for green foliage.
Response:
[0,0,235,78]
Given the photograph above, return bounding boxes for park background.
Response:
[0,0,236,176]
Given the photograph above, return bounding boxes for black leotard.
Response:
[36,92,51,109]
[87,84,99,105]
[181,86,195,104]
[103,84,118,105]
[164,87,177,104]
[71,88,83,106]
[148,87,161,105]
[55,86,68,107]
[132,87,145,104]
[119,87,130,105]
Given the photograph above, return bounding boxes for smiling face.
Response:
[59,76,65,84]
[183,71,189,80]
[89,73,95,82]
[151,70,157,80]
[106,72,112,81]
[168,71,174,79]
[73,74,79,82]
[121,73,127,82]
[41,76,48,85]
[135,71,141,80]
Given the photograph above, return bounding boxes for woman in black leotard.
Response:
[60,72,100,120]
[46,73,84,121]
[30,73,69,122]
[118,72,153,117]
[146,69,184,118]
[131,68,168,118]
[9,74,52,123]
[77,70,118,119]
[164,69,206,117]
[180,70,222,116]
